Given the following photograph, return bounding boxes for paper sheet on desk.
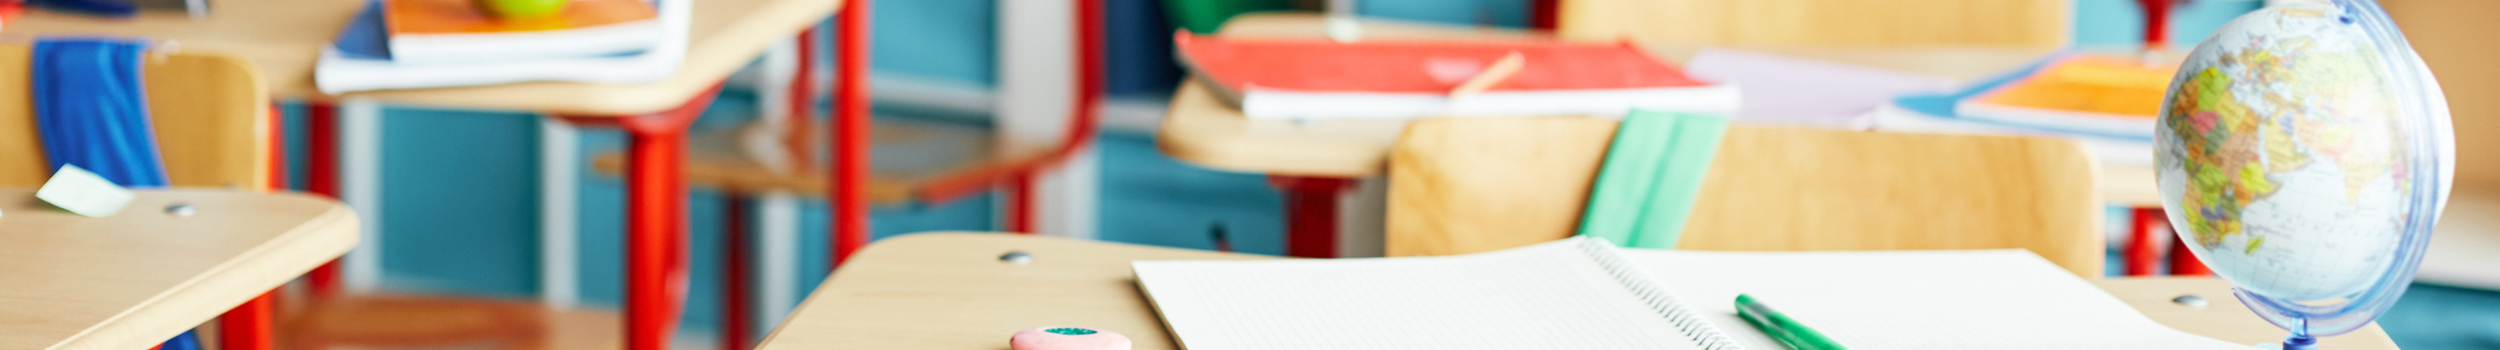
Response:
[1684,48,1956,129]
[1629,250,2246,350]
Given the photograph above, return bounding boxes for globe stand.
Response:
[2278,335,2317,350]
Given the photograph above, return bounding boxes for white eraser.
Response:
[35,165,135,217]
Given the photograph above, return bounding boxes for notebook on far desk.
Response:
[1132,237,2248,350]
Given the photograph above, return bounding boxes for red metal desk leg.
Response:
[217,289,275,350]
[304,102,345,297]
[721,194,753,350]
[830,0,873,265]
[1271,176,1353,258]
[567,85,720,350]
[622,125,690,350]
[623,116,694,350]
[2126,207,2161,276]
[1005,174,1033,234]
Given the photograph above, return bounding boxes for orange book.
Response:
[1956,55,2178,136]
[381,0,662,65]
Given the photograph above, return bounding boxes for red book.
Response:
[1175,32,1736,119]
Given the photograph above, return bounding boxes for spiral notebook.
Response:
[1133,237,2248,350]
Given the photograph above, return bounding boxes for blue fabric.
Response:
[333,1,392,60]
[32,38,169,188]
[159,330,204,350]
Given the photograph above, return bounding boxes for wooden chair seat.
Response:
[590,118,997,204]
[1388,118,2105,277]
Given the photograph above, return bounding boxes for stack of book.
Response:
[314,0,688,93]
[1870,54,2178,166]
[1173,32,1738,120]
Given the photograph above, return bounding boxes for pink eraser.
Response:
[1010,326,1131,350]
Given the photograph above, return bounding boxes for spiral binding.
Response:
[1572,238,1744,350]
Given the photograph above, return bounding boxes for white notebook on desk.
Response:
[1132,237,2247,350]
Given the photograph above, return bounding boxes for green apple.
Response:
[478,0,567,18]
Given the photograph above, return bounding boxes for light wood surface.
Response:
[1556,0,2068,48]
[2380,0,2500,288]
[2383,0,2498,193]
[754,233,2398,350]
[281,294,621,350]
[1386,119,2106,277]
[0,189,359,350]
[0,49,271,190]
[1152,13,2160,205]
[0,0,835,116]
[588,119,994,202]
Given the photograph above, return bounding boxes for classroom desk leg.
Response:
[830,0,873,265]
[565,84,721,350]
[722,194,753,350]
[2126,207,2161,276]
[217,290,275,350]
[1271,176,1353,258]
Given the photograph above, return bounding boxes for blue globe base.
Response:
[2280,335,2317,350]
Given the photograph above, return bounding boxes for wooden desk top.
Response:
[1,0,835,116]
[757,233,2399,350]
[0,189,359,350]
[1154,13,2162,206]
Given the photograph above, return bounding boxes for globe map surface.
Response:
[2155,4,2416,302]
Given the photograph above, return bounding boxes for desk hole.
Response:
[2172,294,2209,307]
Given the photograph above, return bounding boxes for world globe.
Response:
[2154,0,2455,348]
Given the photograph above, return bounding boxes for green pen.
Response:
[1735,294,1848,350]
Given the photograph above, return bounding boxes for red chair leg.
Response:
[1271,176,1354,258]
[267,102,287,190]
[722,195,753,350]
[830,0,873,265]
[2167,218,2211,276]
[305,102,346,297]
[218,290,275,350]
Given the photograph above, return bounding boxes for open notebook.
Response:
[1133,237,2247,350]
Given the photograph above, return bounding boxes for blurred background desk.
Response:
[0,1,838,349]
[1156,13,2159,259]
[0,0,833,115]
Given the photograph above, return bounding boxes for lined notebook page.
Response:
[1134,238,1734,350]
[1629,250,2248,350]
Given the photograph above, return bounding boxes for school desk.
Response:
[1,1,851,349]
[0,188,357,350]
[750,233,2402,350]
[1154,13,2165,260]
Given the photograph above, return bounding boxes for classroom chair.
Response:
[1552,0,2069,49]
[0,45,278,350]
[0,48,272,189]
[1385,118,2106,277]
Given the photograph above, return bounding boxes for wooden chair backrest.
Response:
[1386,118,2106,277]
[0,48,271,190]
[1557,0,2070,49]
